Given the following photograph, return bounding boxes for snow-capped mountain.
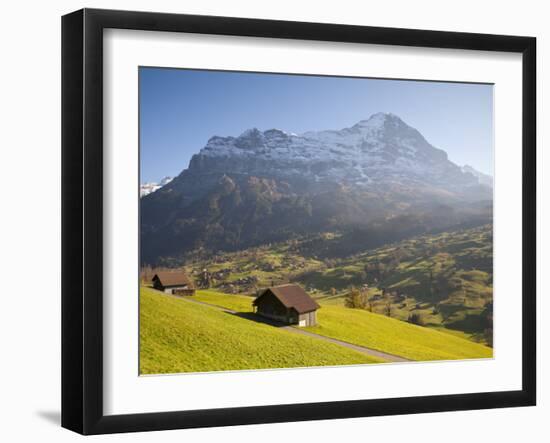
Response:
[140,176,173,197]
[141,113,493,264]
[190,113,485,194]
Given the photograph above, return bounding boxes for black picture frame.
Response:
[61,8,536,435]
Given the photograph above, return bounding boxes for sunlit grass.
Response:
[140,287,384,374]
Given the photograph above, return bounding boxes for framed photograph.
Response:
[61,8,536,435]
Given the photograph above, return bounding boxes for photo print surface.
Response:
[139,67,494,375]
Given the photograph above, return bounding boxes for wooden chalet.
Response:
[152,271,195,296]
[253,284,319,327]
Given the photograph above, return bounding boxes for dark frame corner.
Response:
[62,8,536,435]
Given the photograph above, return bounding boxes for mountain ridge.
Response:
[141,113,492,265]
[186,113,490,193]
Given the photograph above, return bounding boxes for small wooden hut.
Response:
[152,271,195,296]
[253,284,319,327]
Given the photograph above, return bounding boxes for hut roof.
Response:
[254,284,319,314]
[152,271,195,288]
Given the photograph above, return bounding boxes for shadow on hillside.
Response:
[446,313,488,334]
[227,311,288,328]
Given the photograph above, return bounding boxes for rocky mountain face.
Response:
[141,113,492,265]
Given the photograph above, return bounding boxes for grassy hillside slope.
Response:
[307,305,493,361]
[193,289,254,312]
[192,290,492,361]
[140,287,383,374]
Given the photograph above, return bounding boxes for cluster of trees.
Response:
[344,286,370,310]
[345,285,398,318]
[407,312,425,326]
[198,269,213,288]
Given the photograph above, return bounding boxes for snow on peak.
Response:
[239,127,262,138]
[159,176,173,186]
[264,128,292,137]
[193,113,472,189]
[140,176,174,197]
[355,112,392,128]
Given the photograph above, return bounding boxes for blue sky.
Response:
[140,67,493,183]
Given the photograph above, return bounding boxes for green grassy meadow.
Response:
[190,289,492,362]
[193,289,255,312]
[306,305,492,361]
[140,287,383,374]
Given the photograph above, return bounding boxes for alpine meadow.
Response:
[139,68,494,374]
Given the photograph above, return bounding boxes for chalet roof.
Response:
[254,284,319,314]
[152,271,195,288]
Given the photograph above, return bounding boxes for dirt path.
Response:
[177,295,410,363]
[280,327,409,362]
